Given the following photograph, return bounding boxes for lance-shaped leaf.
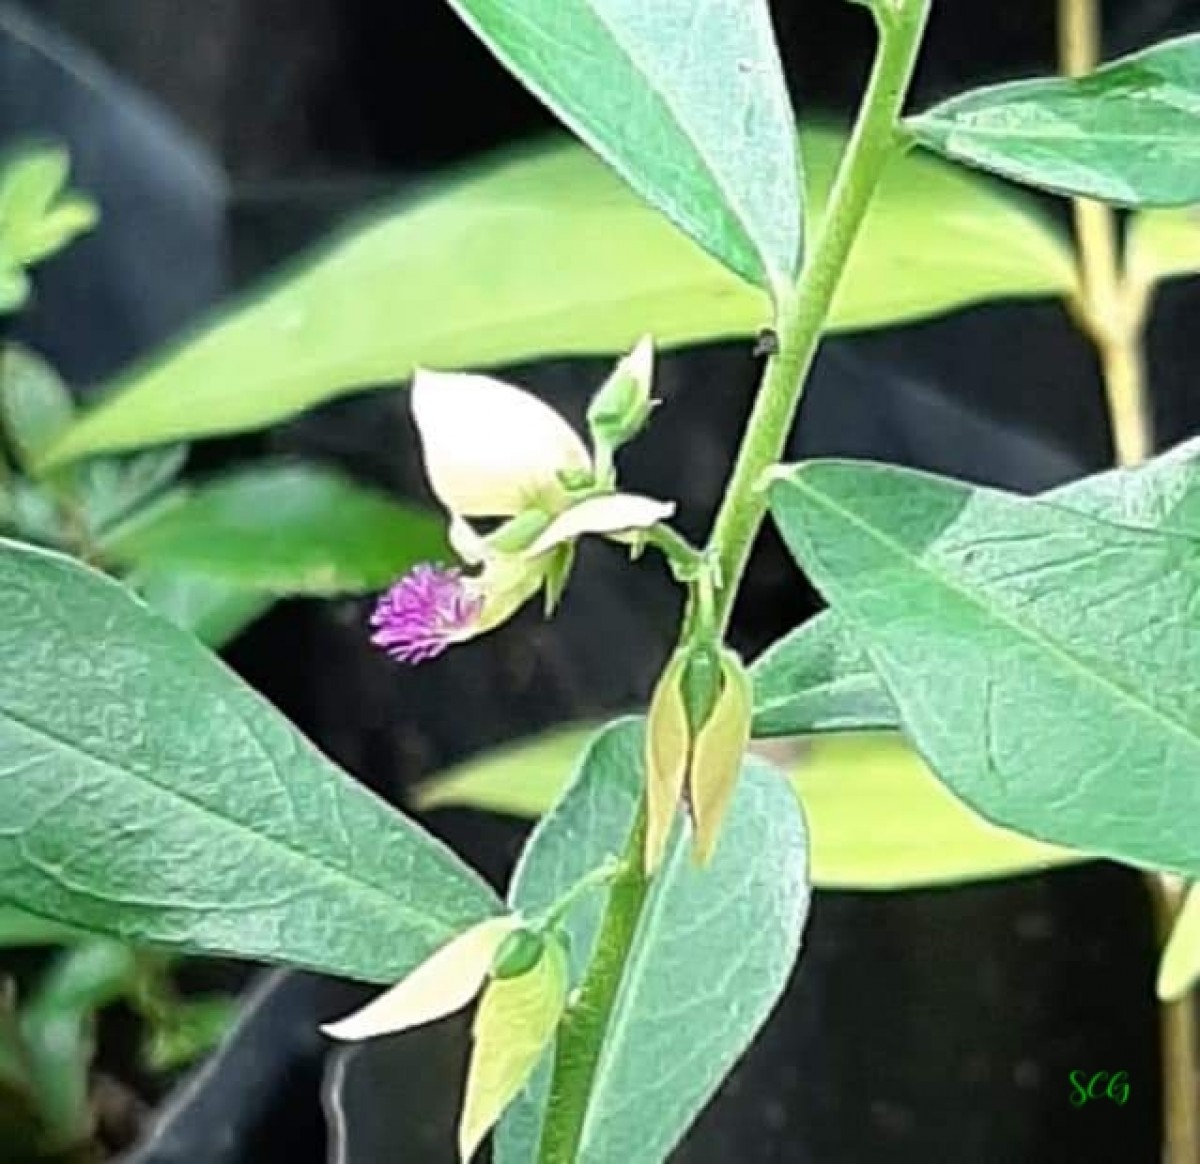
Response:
[0,538,500,981]
[40,133,1071,464]
[1128,206,1200,287]
[768,460,1200,877]
[494,719,809,1163]
[909,34,1200,206]
[445,0,800,292]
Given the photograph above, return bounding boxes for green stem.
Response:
[535,4,931,1160]
[707,0,932,632]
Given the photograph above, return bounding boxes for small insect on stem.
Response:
[753,328,780,358]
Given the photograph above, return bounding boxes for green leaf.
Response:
[0,346,75,473]
[132,567,275,650]
[908,34,1200,206]
[414,725,600,817]
[0,259,28,315]
[0,143,96,266]
[788,732,1080,889]
[460,937,569,1162]
[768,459,1200,877]
[1128,206,1200,286]
[102,463,446,595]
[1158,884,1200,1001]
[0,904,81,947]
[753,439,1200,738]
[141,995,236,1073]
[445,0,800,291]
[77,445,187,533]
[0,538,500,981]
[751,610,895,737]
[42,132,1072,464]
[495,719,809,1163]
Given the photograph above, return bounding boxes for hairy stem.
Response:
[1058,2,1195,1160]
[535,2,932,1158]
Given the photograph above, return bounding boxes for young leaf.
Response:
[0,538,500,981]
[460,937,569,1162]
[41,133,1071,463]
[0,143,97,266]
[1158,884,1200,1001]
[494,719,809,1163]
[0,346,75,472]
[768,460,1200,877]
[1128,206,1200,287]
[908,34,1200,206]
[101,463,447,595]
[445,0,801,292]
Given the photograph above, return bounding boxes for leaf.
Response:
[494,719,809,1163]
[753,438,1200,738]
[142,995,237,1073]
[908,34,1200,206]
[0,538,500,981]
[132,567,275,650]
[102,463,447,595]
[750,610,896,737]
[413,725,600,817]
[0,260,28,315]
[0,346,75,472]
[0,904,81,947]
[445,0,800,291]
[77,445,187,533]
[0,143,97,266]
[460,937,569,1162]
[787,732,1080,889]
[1158,884,1200,1001]
[42,132,1072,463]
[417,724,1077,890]
[1128,206,1200,286]
[768,459,1200,877]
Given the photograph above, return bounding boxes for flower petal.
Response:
[412,370,591,517]
[523,493,675,558]
[321,916,519,1041]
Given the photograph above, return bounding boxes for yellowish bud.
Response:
[643,649,692,874]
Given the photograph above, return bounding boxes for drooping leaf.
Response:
[460,937,569,1162]
[102,463,446,595]
[908,34,1200,206]
[0,538,500,981]
[445,0,801,291]
[494,719,809,1163]
[1128,206,1200,286]
[768,459,1200,876]
[1158,883,1200,1001]
[42,132,1072,464]
[753,438,1200,738]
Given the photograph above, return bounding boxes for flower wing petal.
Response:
[523,493,675,558]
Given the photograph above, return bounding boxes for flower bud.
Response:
[490,926,547,980]
[688,649,752,866]
[586,337,655,468]
[644,648,692,874]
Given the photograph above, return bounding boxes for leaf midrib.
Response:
[785,473,1200,757]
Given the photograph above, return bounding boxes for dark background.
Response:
[4,1,1200,1161]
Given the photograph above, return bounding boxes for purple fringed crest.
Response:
[370,564,482,664]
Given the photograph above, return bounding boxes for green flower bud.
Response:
[587,337,656,469]
[490,926,547,980]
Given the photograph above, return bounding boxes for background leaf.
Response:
[445,0,801,290]
[43,132,1072,464]
[909,34,1200,206]
[0,345,75,472]
[0,538,499,981]
[493,718,809,1164]
[0,143,97,268]
[1128,206,1200,286]
[768,460,1200,877]
[102,462,446,595]
[132,567,275,650]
